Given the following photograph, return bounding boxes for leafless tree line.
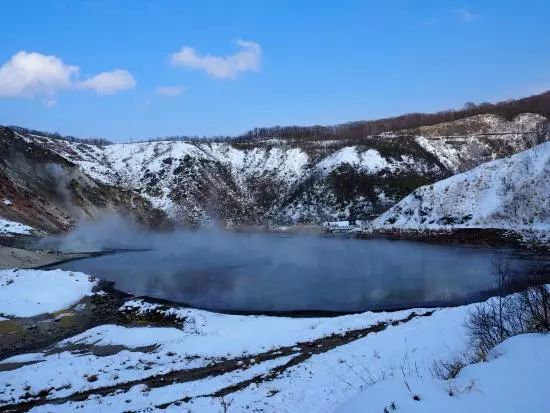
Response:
[6,90,549,146]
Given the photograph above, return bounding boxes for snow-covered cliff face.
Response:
[7,134,446,225]
[372,141,550,231]
[412,113,548,172]
[6,113,548,227]
[0,127,169,233]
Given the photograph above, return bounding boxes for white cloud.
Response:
[0,51,78,98]
[77,69,136,95]
[170,40,261,79]
[0,51,136,104]
[156,85,186,96]
[455,8,479,23]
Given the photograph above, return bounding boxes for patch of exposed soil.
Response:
[0,246,91,270]
[0,282,186,362]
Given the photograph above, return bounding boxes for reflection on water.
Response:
[53,231,540,313]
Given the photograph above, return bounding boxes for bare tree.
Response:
[466,256,550,358]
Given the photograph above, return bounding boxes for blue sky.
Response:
[0,1,549,141]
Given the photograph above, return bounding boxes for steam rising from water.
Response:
[40,213,150,252]
[46,214,531,313]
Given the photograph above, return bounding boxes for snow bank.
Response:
[0,269,98,317]
[0,302,426,409]
[336,333,550,413]
[0,218,34,236]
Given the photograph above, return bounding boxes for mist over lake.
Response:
[49,225,539,313]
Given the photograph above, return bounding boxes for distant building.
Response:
[321,220,361,234]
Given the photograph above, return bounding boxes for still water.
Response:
[53,231,542,313]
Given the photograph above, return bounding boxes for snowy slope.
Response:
[372,142,550,231]
[0,127,168,233]
[336,333,550,413]
[315,146,421,174]
[0,269,97,317]
[413,113,548,172]
[0,217,34,236]
[8,113,548,226]
[16,134,444,225]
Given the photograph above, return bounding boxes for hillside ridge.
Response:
[371,141,550,236]
[1,113,547,231]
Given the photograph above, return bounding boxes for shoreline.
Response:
[357,227,549,251]
[0,246,94,270]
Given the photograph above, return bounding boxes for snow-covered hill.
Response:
[0,127,169,233]
[15,134,444,225]
[413,113,548,172]
[371,142,550,233]
[3,113,548,228]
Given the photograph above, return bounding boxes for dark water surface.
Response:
[53,232,545,313]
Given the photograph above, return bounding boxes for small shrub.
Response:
[435,256,550,381]
[466,256,550,358]
[430,357,468,380]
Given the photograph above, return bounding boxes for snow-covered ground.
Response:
[336,333,550,413]
[371,142,550,236]
[0,217,34,236]
[0,269,97,317]
[1,269,547,412]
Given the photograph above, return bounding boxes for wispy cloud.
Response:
[455,8,479,23]
[170,40,261,79]
[77,69,136,95]
[0,51,136,104]
[156,85,186,96]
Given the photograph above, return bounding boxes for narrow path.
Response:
[2,311,434,412]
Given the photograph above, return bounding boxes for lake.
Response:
[52,231,546,314]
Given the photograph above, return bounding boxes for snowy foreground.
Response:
[0,269,548,412]
[337,333,549,413]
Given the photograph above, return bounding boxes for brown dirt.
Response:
[0,246,91,270]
